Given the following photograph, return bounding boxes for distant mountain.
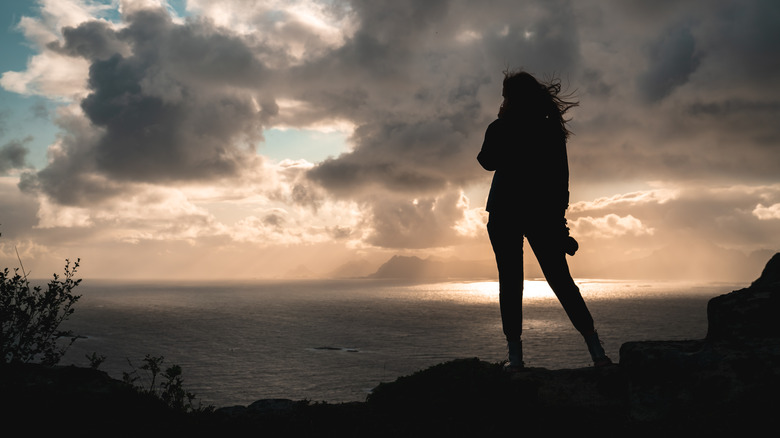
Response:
[369,255,495,280]
[328,259,376,278]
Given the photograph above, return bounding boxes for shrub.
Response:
[123,354,212,413]
[86,351,107,369]
[0,259,82,365]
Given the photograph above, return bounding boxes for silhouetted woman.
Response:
[478,70,612,370]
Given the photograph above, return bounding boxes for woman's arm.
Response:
[477,119,507,171]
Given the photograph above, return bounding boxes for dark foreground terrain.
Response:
[3,254,779,436]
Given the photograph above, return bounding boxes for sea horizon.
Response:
[58,278,745,407]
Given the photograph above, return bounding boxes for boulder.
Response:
[707,252,780,339]
[620,252,780,427]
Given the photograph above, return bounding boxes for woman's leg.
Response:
[527,229,612,365]
[487,215,525,343]
[526,230,594,335]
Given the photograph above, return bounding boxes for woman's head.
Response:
[499,69,578,139]
[501,71,546,112]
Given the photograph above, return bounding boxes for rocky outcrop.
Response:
[0,363,197,435]
[619,252,780,429]
[3,253,778,436]
[707,252,780,339]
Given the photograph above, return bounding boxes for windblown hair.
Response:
[501,69,579,140]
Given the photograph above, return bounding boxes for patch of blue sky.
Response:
[1,0,56,170]
[261,128,350,163]
[166,0,190,18]
[0,93,58,169]
[1,0,36,72]
[86,0,188,22]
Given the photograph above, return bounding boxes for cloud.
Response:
[9,0,780,194]
[753,203,780,221]
[47,20,128,60]
[0,138,33,173]
[568,184,780,254]
[1,0,779,276]
[566,0,780,186]
[186,0,356,62]
[637,23,700,102]
[364,190,473,249]
[308,117,480,197]
[0,51,90,99]
[17,6,274,205]
[0,177,40,238]
[570,214,654,239]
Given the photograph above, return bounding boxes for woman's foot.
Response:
[503,361,526,373]
[584,331,613,367]
[505,339,524,371]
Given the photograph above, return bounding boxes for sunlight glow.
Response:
[472,280,555,300]
[456,30,481,43]
[414,279,724,307]
[431,280,557,304]
[523,280,555,298]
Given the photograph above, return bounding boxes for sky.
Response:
[0,0,778,282]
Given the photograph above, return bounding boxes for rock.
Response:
[619,252,780,428]
[0,363,197,434]
[217,398,297,417]
[707,252,780,339]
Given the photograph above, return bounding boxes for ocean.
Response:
[58,278,743,407]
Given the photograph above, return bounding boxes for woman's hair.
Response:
[501,69,579,140]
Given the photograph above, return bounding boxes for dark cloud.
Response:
[637,24,700,102]
[122,10,270,88]
[0,110,9,137]
[0,137,32,173]
[24,7,271,204]
[302,0,582,243]
[308,116,481,197]
[47,20,126,61]
[482,3,581,76]
[80,53,261,182]
[566,1,780,186]
[698,0,780,85]
[20,103,131,205]
[29,101,50,120]
[262,213,284,228]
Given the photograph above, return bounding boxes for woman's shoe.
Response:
[584,331,613,367]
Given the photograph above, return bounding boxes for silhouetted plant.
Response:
[86,351,106,369]
[123,354,212,413]
[1,258,82,365]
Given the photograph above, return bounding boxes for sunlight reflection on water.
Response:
[406,280,556,303]
[406,278,730,304]
[60,278,743,406]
